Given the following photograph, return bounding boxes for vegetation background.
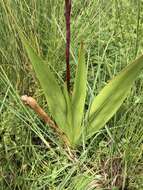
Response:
[0,0,143,189]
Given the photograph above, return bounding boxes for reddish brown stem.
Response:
[65,0,71,92]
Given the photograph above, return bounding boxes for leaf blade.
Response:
[72,43,87,143]
[62,84,73,142]
[87,55,143,139]
[20,34,67,131]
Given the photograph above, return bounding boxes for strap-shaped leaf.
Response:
[20,34,67,130]
[62,84,73,142]
[87,55,143,139]
[72,43,87,143]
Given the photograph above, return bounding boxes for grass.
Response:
[0,0,143,189]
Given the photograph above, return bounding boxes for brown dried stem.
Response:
[21,95,70,146]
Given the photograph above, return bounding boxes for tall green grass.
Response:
[0,0,143,189]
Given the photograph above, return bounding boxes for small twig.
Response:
[21,95,57,130]
[21,95,69,144]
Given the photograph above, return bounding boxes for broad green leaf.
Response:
[20,33,67,131]
[72,43,87,144]
[87,55,143,139]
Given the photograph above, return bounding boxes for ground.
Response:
[0,0,143,189]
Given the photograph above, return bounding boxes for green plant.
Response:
[18,1,143,148]
[19,32,143,148]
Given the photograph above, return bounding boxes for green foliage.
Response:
[20,32,143,147]
[68,174,100,190]
[1,1,143,189]
[62,84,73,140]
[71,42,87,144]
[20,33,68,133]
[87,55,143,139]
[20,33,87,146]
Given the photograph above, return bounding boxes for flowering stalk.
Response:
[65,0,72,92]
